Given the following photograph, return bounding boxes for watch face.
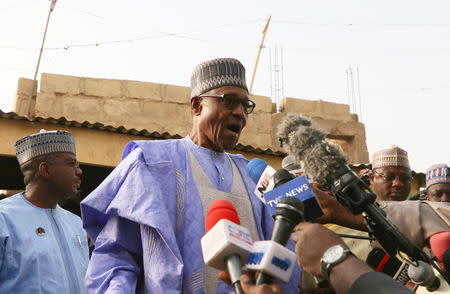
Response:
[323,245,345,263]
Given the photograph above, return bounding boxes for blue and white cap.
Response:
[14,129,76,165]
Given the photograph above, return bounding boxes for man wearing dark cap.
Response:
[81,58,301,293]
[0,130,88,293]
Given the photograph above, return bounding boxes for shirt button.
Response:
[221,177,224,181]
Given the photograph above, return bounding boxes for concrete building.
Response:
[0,73,424,215]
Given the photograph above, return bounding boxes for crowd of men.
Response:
[0,57,449,294]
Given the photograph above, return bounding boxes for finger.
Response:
[240,275,255,293]
[219,270,231,285]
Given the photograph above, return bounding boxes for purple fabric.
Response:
[81,138,302,293]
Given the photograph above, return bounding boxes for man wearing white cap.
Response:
[81,58,301,293]
[0,130,88,293]
[426,164,450,203]
[369,145,412,201]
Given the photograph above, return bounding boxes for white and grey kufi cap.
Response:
[14,129,76,165]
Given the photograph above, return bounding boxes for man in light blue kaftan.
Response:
[81,58,302,293]
[0,130,88,293]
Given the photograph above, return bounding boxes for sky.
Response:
[0,0,449,173]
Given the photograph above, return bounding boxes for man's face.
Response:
[46,152,82,199]
[369,166,412,201]
[427,183,450,202]
[192,86,249,152]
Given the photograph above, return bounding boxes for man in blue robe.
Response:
[0,130,89,293]
[81,58,302,293]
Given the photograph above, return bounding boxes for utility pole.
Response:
[26,0,57,118]
[248,15,271,95]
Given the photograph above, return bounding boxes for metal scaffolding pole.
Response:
[248,15,271,94]
[26,0,57,118]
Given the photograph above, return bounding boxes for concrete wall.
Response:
[14,74,369,164]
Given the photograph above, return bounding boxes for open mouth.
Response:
[226,123,241,134]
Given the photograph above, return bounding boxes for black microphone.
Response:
[366,248,402,277]
[443,248,450,274]
[255,196,305,285]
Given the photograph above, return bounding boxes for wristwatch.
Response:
[320,244,353,281]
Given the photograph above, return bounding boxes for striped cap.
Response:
[372,145,410,170]
[426,163,450,188]
[190,58,248,98]
[14,130,76,165]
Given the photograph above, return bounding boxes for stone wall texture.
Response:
[15,73,369,164]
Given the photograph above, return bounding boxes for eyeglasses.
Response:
[198,94,256,114]
[47,159,80,169]
[373,170,412,183]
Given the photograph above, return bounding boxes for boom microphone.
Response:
[276,113,432,264]
[255,196,305,285]
[201,200,253,294]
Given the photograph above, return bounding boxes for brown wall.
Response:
[14,73,369,164]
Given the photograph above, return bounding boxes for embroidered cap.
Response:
[426,163,450,188]
[190,58,248,98]
[372,145,410,170]
[14,129,76,165]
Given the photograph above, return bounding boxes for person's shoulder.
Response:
[122,139,185,164]
[227,152,248,163]
[0,193,25,213]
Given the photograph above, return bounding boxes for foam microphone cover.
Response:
[246,158,269,184]
[429,231,450,261]
[205,199,240,232]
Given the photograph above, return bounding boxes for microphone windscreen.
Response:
[247,158,269,184]
[366,248,402,277]
[429,231,450,261]
[205,199,240,232]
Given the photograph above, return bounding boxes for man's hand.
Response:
[238,273,284,294]
[292,222,344,277]
[311,184,346,225]
[219,271,284,294]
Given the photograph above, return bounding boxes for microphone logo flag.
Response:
[246,240,297,283]
[201,219,253,270]
[263,175,323,221]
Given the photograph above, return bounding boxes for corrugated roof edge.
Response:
[0,110,285,156]
[2,110,423,175]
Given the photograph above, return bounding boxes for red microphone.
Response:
[201,199,254,294]
[205,199,240,231]
[429,232,450,262]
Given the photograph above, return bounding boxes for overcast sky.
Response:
[0,0,448,172]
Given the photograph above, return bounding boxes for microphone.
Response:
[277,113,428,261]
[408,261,441,291]
[429,232,450,262]
[201,199,253,294]
[443,248,450,274]
[366,248,402,277]
[255,196,305,285]
[247,158,276,200]
[281,155,305,177]
[263,169,324,221]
